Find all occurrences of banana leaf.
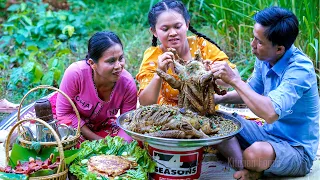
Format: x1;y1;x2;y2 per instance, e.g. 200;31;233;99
29;169;55;177
9;143;56;168
53;148;80;165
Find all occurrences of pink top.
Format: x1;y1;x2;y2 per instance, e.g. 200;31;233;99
56;60;137;131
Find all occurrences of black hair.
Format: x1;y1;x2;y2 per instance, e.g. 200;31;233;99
254;6;299;51
85;31;123;63
148;0;221;50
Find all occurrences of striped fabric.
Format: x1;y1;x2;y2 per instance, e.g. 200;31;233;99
0;93;55;130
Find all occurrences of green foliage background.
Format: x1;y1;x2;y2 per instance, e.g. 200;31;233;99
0;0;319;105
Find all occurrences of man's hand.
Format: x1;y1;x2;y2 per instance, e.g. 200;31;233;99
203;60;213;71
210;61;241;85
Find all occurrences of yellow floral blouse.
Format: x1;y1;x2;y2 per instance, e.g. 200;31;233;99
136;36;236;106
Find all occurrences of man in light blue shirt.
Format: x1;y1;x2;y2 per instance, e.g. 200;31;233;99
211;6;319;179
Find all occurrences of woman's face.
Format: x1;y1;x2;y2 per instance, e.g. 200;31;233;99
94;44;125;83
152;10;189;49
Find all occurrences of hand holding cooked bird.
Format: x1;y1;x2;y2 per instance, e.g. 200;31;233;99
156;48;226;116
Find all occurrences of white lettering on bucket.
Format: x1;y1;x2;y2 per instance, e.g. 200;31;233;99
154;151;198;176
148;144;203;180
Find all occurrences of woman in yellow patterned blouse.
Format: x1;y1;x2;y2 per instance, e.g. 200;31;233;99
136;0;238;106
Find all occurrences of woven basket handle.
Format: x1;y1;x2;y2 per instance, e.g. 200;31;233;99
5;118;66;173
17;85;81;136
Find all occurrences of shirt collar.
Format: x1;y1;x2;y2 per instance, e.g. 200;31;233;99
263;45;295;77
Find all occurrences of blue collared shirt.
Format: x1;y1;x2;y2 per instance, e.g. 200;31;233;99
248;45;319;160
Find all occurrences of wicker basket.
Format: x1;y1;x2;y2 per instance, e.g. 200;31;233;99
17;85;81;150
5;118;68;180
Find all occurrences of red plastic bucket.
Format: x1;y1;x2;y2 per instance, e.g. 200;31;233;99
148;144;204;180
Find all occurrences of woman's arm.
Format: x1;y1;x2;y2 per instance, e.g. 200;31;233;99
138;74;162;105
138;51;174;106
81;125;103;140
56;63;87;129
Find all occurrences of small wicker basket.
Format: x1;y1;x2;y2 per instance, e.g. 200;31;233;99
17;85;81;150
5;118;68;180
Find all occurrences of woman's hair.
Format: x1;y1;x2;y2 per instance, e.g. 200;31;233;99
148;0;221;50
86;31;123;63
254;6;299;51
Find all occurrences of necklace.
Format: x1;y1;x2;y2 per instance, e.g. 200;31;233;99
91;69;99;96
91;69;116;102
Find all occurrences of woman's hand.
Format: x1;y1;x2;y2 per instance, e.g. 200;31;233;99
158;51;174;72
81;125;103;140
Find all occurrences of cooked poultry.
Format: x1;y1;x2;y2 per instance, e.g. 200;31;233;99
156;48;226;116
124;104;221;139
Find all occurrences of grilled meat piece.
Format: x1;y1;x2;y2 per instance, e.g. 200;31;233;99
87;155;136;178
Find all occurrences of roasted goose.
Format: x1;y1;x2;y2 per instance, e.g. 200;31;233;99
156;48;226;116
124;104;221;139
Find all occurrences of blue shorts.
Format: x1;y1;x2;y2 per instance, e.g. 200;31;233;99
235;114;313;177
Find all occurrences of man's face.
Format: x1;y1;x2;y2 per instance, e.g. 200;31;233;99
251;23;281;66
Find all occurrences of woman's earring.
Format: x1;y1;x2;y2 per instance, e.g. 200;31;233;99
88;59;96;69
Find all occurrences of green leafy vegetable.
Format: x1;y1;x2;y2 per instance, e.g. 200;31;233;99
69;136;155;180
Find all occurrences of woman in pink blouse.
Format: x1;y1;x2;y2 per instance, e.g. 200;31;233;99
56;31;137;141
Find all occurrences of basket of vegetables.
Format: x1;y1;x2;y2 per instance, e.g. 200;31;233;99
17;85;81;150
68;136;156;180
0;118;68;180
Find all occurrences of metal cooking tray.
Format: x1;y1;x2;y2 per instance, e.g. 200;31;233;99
116;110;243;147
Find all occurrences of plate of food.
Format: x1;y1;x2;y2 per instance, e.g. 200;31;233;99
117;104;243;147
68;136;155;180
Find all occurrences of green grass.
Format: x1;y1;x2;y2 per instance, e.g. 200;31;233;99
0;0;319;108
187;0;319;80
